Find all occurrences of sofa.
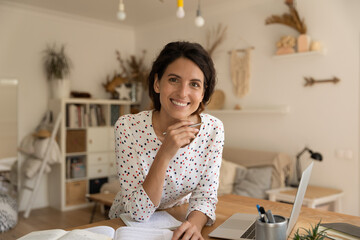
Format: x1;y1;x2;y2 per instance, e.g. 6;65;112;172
218;147;293;199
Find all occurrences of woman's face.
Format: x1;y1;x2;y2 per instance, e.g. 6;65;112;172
154;57;204;120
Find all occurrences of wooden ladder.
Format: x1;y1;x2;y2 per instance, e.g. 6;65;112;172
23;112;62;218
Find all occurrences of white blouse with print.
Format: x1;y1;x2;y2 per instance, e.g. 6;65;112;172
109;110;224;225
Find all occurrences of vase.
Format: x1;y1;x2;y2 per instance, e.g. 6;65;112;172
130;83;137;102
136;83;143;103
297;34;311;52
129;82;143;103
50;78;70;99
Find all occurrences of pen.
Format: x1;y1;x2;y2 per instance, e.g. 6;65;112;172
259;206;267;222
256;205;266;222
266;209;276;223
162;122;203;135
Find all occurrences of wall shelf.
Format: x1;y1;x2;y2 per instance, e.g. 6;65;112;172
206;105;290;115
273;49;326;59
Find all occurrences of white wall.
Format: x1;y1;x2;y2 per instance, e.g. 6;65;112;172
1;0;359;216
0;3;136;210
135;0;360;216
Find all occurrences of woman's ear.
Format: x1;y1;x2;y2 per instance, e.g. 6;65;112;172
154;74;160;93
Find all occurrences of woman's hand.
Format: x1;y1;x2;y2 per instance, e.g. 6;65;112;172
172;221;204;240
158;120;199;160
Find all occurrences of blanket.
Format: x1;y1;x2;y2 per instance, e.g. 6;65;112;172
19;134;61;179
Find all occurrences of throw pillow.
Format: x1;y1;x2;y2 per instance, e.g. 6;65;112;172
0;192;18;232
233;166;273;199
218;159;246;196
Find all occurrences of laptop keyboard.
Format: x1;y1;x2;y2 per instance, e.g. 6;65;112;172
241;221;256;239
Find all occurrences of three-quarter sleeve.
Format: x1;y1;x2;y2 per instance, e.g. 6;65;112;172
109;116;158;222
186;120;225;225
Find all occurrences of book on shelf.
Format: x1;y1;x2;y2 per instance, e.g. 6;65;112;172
18;226;173;240
319;222;360;240
89;104;106;126
110;105;120;126
67;104;86;128
67;104;78;128
89;105;97;126
66;156;86;179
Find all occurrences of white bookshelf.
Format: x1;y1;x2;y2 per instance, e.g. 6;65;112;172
48;98;136;211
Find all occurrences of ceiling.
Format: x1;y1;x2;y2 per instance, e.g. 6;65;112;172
0;0;235;27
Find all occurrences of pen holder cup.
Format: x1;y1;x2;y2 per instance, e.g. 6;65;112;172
255;215;287;240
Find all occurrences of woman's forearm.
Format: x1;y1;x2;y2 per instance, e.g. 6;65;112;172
142;148;172;206
187;210;208;232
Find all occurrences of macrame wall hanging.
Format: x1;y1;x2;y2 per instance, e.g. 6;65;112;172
229;46;254;98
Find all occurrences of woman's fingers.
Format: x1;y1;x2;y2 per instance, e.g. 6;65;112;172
164;120;194;135
171;221;204;240
158;120;200;160
165;127;198;147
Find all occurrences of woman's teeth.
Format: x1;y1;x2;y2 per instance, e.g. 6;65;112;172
172;100;188;107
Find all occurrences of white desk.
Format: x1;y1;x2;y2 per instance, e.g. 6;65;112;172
266;185;343;212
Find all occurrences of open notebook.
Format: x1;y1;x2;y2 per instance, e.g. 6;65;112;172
18;211;181;240
18;227;173;240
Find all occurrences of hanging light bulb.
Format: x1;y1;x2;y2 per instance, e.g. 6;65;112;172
176;0;185;19
117;0;126;21
194;0;205;27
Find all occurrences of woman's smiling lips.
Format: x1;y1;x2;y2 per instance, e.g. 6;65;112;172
171;99;189;107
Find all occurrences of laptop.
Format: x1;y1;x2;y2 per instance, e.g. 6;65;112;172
209;162;314;240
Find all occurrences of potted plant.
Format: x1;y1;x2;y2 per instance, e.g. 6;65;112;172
43;43;72;99
116;50;148;102
292;221;328;240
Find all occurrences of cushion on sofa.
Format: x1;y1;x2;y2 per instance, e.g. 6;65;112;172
218;158;246;196
222;147;293;189
233;166;273;199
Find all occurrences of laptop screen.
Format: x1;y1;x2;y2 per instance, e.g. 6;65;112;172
286;162;314;237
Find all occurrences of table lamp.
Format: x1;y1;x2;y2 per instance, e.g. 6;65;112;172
292;146;323;187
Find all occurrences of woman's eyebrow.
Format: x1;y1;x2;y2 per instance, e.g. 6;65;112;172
167;73;181;78
190;79;203;83
167;73;203;83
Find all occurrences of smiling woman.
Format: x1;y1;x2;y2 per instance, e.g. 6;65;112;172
109;41;224;240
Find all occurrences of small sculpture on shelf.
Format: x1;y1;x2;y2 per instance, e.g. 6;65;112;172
102;73;128;99
206;89;225;110
234;104;242;110
265;0;322;54
276;36;296;55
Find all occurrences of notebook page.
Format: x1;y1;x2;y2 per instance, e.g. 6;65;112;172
115;227;173;240
85;226;115;238
18;229;67;240
120;211;182;229
58;229;112;240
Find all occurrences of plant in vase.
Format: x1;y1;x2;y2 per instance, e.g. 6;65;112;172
292;221;328;240
103;50;148;101
43;44;72;99
265;0;311;53
116;50;148;102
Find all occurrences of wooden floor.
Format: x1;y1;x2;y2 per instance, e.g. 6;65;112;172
0;205;108;239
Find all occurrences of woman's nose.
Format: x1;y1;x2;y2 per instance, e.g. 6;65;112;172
177;83;189;97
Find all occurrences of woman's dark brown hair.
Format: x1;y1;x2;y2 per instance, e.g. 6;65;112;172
148;41;216;114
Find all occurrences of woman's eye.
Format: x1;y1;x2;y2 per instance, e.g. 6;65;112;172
169;77;178;83
190;82;201;88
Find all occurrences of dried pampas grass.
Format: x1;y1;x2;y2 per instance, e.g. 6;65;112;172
265;2;307;34
205;23;228;57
